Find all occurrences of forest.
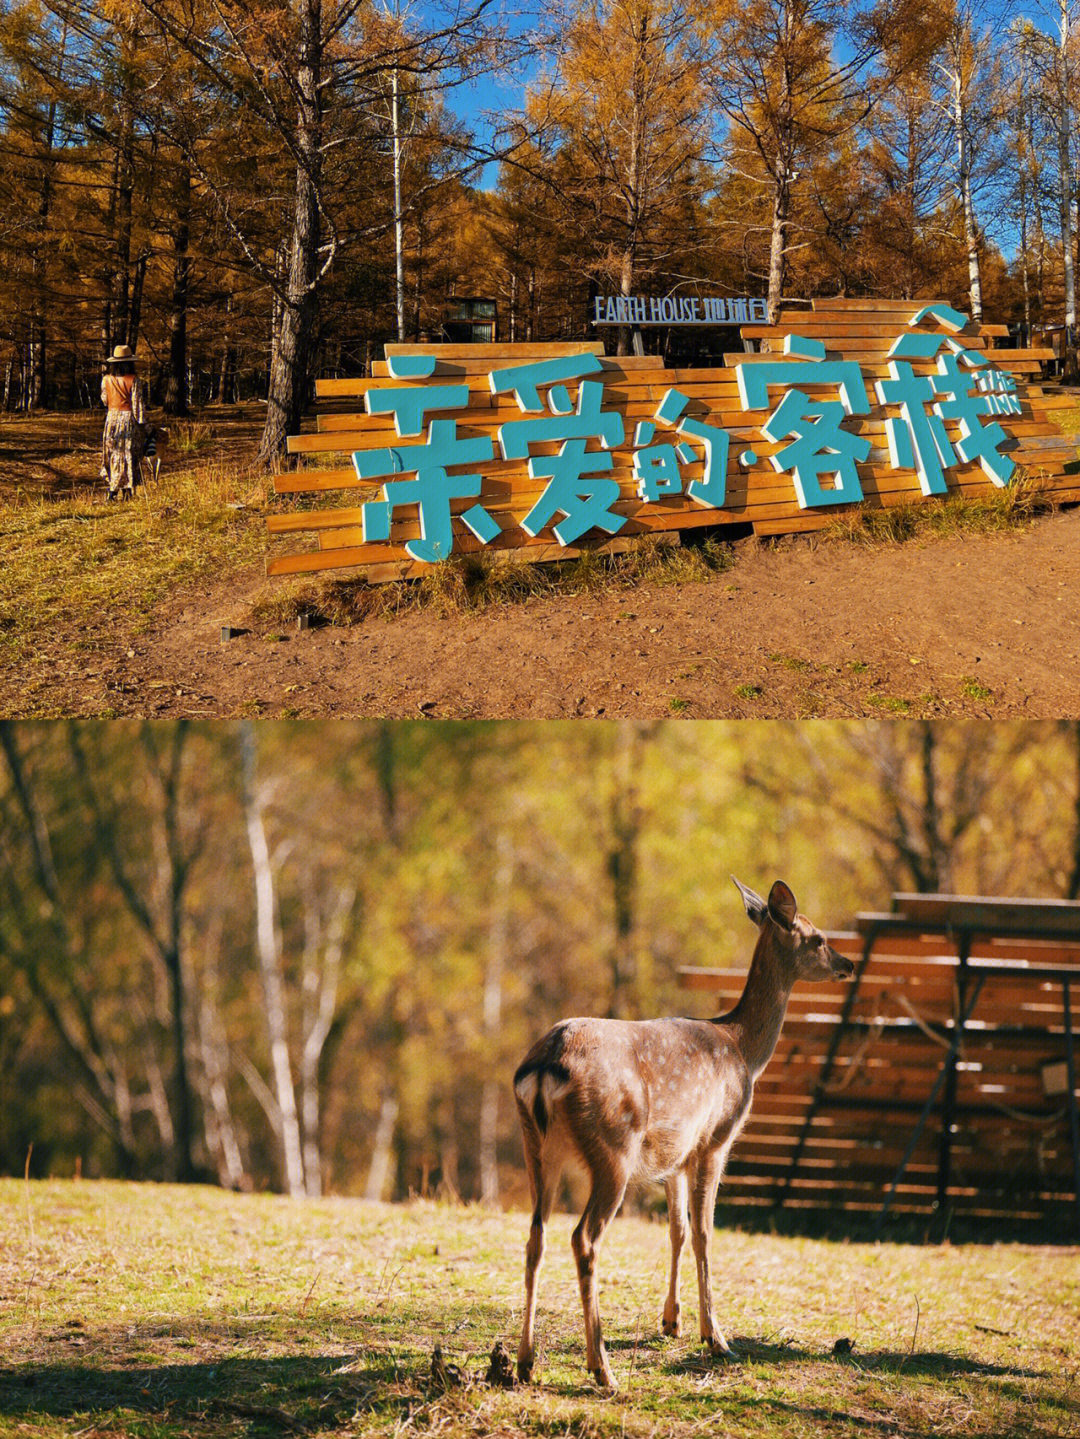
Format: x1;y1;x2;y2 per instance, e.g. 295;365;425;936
2;719;1080;1200
1;0;1078;464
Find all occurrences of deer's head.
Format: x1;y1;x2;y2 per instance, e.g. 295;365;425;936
733;877;855;982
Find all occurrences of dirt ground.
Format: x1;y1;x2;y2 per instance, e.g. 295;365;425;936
4;407;1080;719
4;508;1079;720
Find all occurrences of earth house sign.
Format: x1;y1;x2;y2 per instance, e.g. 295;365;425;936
268;299;1079;581
591;294;769;325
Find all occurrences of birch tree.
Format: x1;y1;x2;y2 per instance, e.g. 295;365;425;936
1020;0;1079;373
932;6;1006;323
240;723;306;1196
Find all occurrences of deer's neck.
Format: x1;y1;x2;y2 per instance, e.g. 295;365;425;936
726;932;794;1078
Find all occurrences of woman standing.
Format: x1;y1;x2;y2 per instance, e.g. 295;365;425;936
100;343;148;498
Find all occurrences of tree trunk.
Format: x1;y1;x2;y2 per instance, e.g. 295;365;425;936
364;1090;399;1201
1058;0;1077;378
101;144;121;355
112;97;136;351
478;831;512;1205
128;250;148;351
197;983;248;1190
218;294;235;403
391;65;406;343
299;881;352;1198
608;724;647;1018
257;0;323;468
616;24;645;359
767;172;790;324
240;724;306;1196
954;73;982;324
163;159;191;415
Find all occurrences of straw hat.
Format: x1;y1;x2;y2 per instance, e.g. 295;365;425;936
105;344;136;364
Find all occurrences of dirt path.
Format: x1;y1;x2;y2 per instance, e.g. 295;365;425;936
7;507;1080;719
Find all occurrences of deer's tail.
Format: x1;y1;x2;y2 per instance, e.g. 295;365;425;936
513;1057;572;1137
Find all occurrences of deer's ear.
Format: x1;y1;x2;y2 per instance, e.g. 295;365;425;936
732;876;768;926
767;880;798;931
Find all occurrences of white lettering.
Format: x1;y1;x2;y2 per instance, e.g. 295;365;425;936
591;294;769;323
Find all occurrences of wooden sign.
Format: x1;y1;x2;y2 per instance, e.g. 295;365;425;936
268;299;1080;582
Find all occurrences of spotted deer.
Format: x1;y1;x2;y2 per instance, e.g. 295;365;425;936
513;878;854;1390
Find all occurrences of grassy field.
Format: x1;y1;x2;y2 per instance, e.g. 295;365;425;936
1;1182;1078;1438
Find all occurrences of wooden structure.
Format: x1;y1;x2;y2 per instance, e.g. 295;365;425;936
679;893;1080;1232
268;302;1080;581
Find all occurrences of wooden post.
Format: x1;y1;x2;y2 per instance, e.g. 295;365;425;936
772;923;878;1210
936;932;971;1223
875;970;985;1239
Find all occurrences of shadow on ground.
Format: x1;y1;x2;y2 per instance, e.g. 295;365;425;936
663;1335;1051;1382
0;1351;412;1430
2;1332;1075;1439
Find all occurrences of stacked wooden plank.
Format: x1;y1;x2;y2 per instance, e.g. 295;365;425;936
268;304;1080;579
741;299;1080;536
679;924;1080;1225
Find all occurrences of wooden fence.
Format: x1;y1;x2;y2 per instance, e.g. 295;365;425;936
267;301;1080;580
679;894;1080;1232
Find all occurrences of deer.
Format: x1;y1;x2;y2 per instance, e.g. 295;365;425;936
512;877;855;1390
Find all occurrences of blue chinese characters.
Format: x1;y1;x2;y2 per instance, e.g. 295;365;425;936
351;314;1024;562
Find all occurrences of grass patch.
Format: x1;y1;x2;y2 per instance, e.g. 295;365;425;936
169;419;214;454
960;675;993;701
0;456;271;656
867;694;912;714
824;475;1055;545
1049;399;1080;438
252;535;735;629
2;1181;1078;1439
734;683;764;700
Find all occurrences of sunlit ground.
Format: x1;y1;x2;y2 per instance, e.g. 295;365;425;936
1;1181;1078;1437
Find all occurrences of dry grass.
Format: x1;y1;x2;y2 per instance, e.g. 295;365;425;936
0;452;270;655
251;535;735;629
1;1181;1078;1439
822;474;1057;546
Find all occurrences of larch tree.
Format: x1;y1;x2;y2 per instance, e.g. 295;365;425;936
117;0;501;466
702;0;945;321
861;43;953;298
520;0;710;354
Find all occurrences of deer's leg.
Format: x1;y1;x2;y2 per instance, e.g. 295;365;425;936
662;1170;688;1337
571;1155;631;1390
689;1151;734;1357
517;1129;559;1384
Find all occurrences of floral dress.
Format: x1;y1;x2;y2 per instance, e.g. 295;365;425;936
101;372;147;494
